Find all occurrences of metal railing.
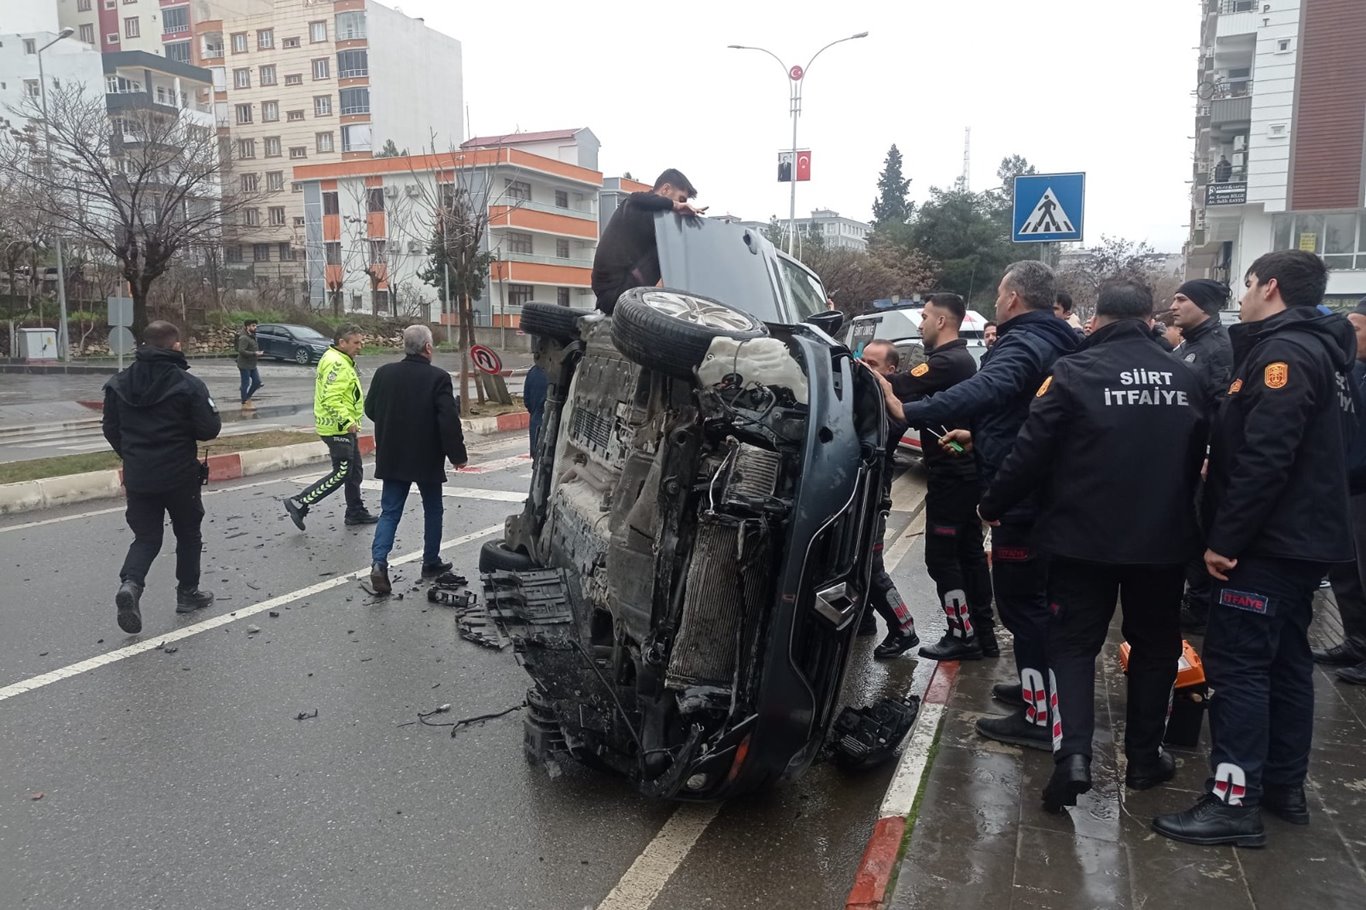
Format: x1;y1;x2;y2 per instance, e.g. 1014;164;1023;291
337;29;368;41
503;252;594;268
338;68;369;79
494;199;597;220
1218;0;1258;13
339;104;370;115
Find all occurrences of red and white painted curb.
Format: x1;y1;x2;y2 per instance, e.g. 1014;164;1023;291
846;659;961;910
462;410;529;436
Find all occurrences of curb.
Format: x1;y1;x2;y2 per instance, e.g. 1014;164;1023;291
462;411;529;435
845;659;961;910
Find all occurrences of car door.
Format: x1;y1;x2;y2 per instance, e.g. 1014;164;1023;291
256;324;281;358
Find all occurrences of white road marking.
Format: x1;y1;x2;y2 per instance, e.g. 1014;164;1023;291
0;524;503;705
0;476;296;534
454;453;532;474
878;701;945;818
596;803;721;910
884;510;927;574
343;479;526;503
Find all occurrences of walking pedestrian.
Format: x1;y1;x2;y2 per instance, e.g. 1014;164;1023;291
858;340;921;658
236;319;265;407
1154;251;1355;847
978;280;1207;811
880;262;1077;751
284;324;378;530
591;169;706;315
102;321;222;633
524;362;548;457
364;325;468;594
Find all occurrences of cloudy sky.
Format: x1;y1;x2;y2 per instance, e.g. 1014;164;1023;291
398;0;1197;253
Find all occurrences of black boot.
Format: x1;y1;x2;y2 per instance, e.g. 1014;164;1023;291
1126;751;1176;790
421;559;453;578
116;580;143;634
285;497;307;530
977;626;1000;658
874;627;921;660
1043;754;1092;812
1152;795;1265;847
176;587;214;614
918;633;984;661
1312;643;1364;666
976;710;1051;751
1262;785;1310;825
345;510;380;526
992;682;1025;708
1337;661;1366;685
370;563;392;595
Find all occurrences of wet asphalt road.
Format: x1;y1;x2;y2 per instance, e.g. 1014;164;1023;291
0;438;938;910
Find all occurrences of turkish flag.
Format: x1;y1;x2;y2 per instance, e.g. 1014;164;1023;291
796;151;812;182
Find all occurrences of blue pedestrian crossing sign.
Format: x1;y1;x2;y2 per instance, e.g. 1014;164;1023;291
1012;172;1085;243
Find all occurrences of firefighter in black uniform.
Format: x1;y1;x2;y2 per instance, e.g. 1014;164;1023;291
874;294;997;660
858;339;921;658
1154;251;1356;847
978;280;1208;811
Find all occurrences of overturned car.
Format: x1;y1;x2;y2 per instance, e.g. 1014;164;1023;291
475;216;903;799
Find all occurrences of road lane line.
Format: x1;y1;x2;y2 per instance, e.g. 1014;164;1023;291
878;701;945;818
0;524;502;704
454;453;532;474
596;803;721;910
884;510;927;574
0;477;297;534
351;480;525;503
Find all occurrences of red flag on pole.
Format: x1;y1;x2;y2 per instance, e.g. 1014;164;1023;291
796;150;812;182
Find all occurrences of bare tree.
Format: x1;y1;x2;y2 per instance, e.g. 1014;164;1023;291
2;82;255;336
1055;236;1178;322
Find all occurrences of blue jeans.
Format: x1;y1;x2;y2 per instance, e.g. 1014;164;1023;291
370;479;443;567
239;367;262;402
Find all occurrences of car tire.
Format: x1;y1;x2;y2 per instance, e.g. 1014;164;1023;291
611;287;768;380
479;539;539;573
294;347;311;365
520;301;582;343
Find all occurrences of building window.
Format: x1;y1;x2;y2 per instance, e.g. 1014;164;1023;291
557;287;571;307
294;216;306;226
335;12;367;41
373;289;390;313
312;58;330;80
367;188;384;212
240;173;259;192
316;132;334;153
285;74;303;86
166;41;190;64
261;101;279;122
235;103;252;124
325;242;341;265
369;239;387;264
555;238;570;259
507;231;533;255
106;33;120;44
1271;211;1366;270
263;136;282;157
323;192;339;215
508;284;534;308
79;0;92;10
259;65;277;86
340;123;370;152
236;138;256;159
310;21;328;43
269;206;286;227
78;24;96;46
337;50;368;79
163;6;189;34
22;80;39;100
245;209;261;227
292;183;303;194
281;35;300;49
313;95;331;116
231;32;247;53
504;180;531;203
279;242;295;261
338;87;369;115
554;190;569;209
225;245;243;263
233;68;250;89
257;29;274;50
286;110;305;122
289;146;307;160
253;243;271;262
124;17;140;39
266;171;284;192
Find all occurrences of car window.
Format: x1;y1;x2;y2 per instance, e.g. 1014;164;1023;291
776;255;828;322
291;326;328;341
894;341;927;370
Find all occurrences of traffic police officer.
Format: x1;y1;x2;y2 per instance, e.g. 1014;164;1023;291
978;281;1207;811
1154;251;1355;847
876;262;1078;750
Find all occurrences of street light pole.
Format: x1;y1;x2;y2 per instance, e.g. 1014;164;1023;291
37;28;73;361
729;31;868;257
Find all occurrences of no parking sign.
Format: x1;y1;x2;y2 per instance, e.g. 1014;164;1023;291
470;344;502;375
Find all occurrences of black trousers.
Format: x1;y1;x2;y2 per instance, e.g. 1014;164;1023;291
924;478;994;639
869;504;915;632
1047;558;1184;763
295;433;364;514
991;522;1050;727
1205;555;1323;807
1326;492;1366;653
120;482;205;589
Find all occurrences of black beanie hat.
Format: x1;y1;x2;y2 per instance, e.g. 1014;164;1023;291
1353;297;1366;317
1176;278;1229;315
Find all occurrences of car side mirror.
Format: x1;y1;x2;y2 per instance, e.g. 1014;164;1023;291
806;311;844;336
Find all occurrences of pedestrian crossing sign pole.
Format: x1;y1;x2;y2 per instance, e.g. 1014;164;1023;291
1012;172;1085;244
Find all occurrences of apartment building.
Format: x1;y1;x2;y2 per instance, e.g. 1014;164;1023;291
1185;0;1366;304
293;145;603;324
55;0;272;62
0;8;104;133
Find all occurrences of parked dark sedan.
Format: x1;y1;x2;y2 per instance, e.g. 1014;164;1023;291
255;323;331;364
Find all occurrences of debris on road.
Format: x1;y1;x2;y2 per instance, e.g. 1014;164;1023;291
828;694;921;772
295;709;319;721
269;611;280;618
29;792;44;801
246;625;261;634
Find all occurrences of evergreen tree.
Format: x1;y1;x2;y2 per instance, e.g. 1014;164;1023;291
871;145;912;231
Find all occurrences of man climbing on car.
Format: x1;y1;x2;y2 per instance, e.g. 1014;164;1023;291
592;169;706;315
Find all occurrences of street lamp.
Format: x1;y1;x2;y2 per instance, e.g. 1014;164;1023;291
729;31;868;257
37;27;73;361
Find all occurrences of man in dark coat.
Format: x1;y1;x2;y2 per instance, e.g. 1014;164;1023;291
364;325;468;594
591;169;705;314
102;320;222;634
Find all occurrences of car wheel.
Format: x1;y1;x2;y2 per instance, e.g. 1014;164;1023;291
520;301;582;343
478;539;539;573
611;288;767;380
294;347;311;365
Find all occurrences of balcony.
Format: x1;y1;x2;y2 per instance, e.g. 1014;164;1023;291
337;28;368;42
202;46;224;60
339;103;370;116
338;68;369;79
1210;93;1252;128
503;251;594;269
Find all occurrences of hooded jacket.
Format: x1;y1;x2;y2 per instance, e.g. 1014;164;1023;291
1204;306;1356;562
1172;314;1234;407
900;308;1078;523
102;347;222;493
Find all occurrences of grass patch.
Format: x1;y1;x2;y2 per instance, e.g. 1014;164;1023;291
0;429;315;485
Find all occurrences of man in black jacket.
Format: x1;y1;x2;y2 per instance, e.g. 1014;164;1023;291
1170;279;1235;631
879;262;1078;751
1155;251;1355;847
592;169;705;314
979;280;1207;811
364;325;469;594
102;321;222;634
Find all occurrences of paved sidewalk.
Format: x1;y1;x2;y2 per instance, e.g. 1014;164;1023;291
889;589;1366;909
